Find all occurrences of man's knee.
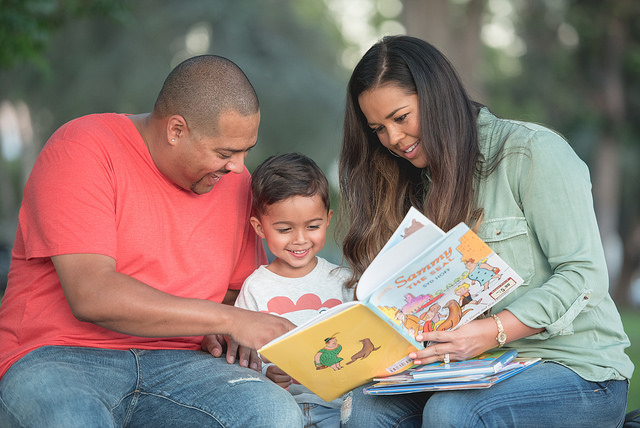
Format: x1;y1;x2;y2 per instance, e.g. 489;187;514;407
244;379;304;427
0;354;119;427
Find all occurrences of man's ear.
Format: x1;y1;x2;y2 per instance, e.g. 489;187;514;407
167;115;187;144
250;216;265;238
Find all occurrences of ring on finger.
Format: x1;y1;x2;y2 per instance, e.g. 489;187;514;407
444;353;450;364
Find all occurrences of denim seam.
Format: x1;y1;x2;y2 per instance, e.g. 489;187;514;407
127;349;224;425
394;414;420;428
138;392;224;424
122;349;144;425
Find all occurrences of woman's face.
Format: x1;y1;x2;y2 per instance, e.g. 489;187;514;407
358;84;428;168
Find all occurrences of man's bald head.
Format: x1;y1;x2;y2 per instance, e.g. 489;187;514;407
153;55;259;136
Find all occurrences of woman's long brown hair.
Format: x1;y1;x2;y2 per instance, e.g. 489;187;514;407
338;35;482;290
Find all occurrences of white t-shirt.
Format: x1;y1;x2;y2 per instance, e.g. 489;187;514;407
235;257;353;407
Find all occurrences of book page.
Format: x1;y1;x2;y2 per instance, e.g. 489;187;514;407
376;207;444;257
356;210;445;301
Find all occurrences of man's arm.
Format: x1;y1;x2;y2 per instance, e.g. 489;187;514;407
52;253;293;350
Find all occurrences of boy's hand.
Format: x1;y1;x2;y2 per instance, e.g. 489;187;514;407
265;364;293;389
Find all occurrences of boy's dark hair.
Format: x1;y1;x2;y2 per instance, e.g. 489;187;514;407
251;153;331;217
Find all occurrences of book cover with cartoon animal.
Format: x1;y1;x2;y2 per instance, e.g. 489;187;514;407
258;302;419;402
258;208;523;402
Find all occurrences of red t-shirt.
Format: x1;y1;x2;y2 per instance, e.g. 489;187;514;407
0;113;267;378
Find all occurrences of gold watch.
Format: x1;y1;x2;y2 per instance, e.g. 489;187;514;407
492;314;507;347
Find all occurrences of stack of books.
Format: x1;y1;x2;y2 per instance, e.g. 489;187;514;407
363;349;540;395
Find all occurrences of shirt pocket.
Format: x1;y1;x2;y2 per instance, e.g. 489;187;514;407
477;217;535;286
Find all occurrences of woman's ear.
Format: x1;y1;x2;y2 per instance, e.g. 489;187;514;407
250;216;266;238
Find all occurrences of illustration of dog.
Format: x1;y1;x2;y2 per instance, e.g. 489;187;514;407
346;338;380;365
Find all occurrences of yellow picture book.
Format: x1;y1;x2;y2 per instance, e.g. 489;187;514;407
258;207;523;402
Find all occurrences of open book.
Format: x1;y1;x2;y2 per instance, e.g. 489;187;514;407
258;207;523;402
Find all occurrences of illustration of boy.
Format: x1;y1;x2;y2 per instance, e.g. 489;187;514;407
455;283;482;309
315;335;344;371
235;153;352;427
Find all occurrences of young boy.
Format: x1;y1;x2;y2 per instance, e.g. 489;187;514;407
236;153;352;427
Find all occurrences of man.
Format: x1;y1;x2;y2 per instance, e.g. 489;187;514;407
0;55;303;427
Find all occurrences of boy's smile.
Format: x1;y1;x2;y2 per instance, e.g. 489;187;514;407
251;194;333;278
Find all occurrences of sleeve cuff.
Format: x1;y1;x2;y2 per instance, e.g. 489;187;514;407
523;289;592;340
261;362;274;377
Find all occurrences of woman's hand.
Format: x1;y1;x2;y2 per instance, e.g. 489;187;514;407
411;310;544;365
411;316;499;365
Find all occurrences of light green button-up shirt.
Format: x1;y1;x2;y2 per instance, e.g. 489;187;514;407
474;108;633;381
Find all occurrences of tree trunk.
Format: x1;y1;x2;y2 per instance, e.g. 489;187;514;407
401;0;487;103
593;12;626;301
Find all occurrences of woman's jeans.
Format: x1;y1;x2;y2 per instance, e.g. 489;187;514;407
340;361;629;428
0;346;303;427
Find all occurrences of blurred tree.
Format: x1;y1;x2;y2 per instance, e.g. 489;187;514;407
0;0;348;171
0;0;131;70
0;0;133;290
503;0;640;305
402;0;487;102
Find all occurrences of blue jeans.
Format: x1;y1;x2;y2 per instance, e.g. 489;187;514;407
298;403;340;428
0;346;303;427
341;362;629;428
299;402;340;427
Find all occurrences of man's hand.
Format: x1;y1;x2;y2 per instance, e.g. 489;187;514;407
228;308;296;351
201;334;262;371
201;334;227;358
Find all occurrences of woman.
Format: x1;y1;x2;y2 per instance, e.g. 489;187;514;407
338;35;632;427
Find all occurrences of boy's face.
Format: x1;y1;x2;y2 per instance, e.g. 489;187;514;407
251;194;332;278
